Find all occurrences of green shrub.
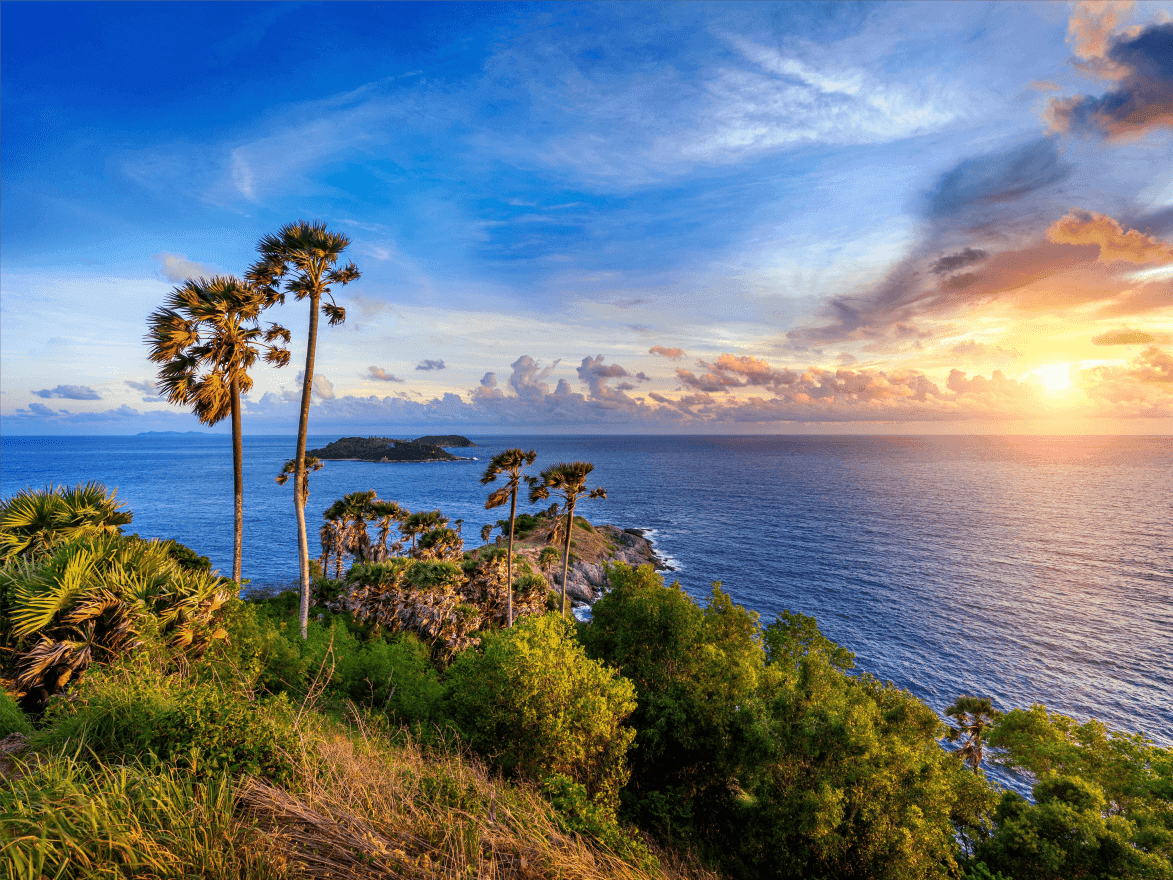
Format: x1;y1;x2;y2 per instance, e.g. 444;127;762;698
542;773;658;871
445;613;636;809
36;667;297;786
0;687;32;737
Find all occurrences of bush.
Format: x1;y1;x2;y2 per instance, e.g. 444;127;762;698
36;667;297;786
446;613;637;809
543;773;659;871
0;687;32;737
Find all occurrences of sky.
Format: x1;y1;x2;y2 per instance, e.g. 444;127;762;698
2;0;1171;435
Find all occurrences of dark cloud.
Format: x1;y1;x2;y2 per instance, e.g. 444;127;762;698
1047;24;1173;140
931;247;988;275
367;366;404;382
1092;328;1166;346
649;345;686;360
926;138;1070;220
33;385;101;400
415;359;446;371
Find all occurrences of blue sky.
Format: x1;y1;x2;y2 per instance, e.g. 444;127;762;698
3;1;1171;434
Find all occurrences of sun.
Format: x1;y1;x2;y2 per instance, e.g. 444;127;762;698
1033;363;1073;393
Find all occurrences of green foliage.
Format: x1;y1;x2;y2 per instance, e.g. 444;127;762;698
579;564;771;839
1;533;234;701
0;687;32;737
212;597;443;724
446;613;637;809
35;666;297;786
0;750;280;880
0;482;133;564
542;773;659;871
763;609;855;671
977;704;1173;880
496;512;542;540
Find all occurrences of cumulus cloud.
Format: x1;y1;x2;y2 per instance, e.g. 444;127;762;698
415;359;446;371
33;385;101;400
1047;22;1173;139
649;345;686;360
292;371;335;401
367;366;403;382
1092;328;1169;345
1079;347;1173;417
576;355;634;398
152;252;216;283
1046;209;1173;263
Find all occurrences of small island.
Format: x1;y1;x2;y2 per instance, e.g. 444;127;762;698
413;434;476;448
307;436;470;462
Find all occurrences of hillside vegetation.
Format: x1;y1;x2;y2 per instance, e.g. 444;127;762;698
2;484;1171;880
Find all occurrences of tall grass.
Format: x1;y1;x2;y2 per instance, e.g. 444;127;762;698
0;750;280;880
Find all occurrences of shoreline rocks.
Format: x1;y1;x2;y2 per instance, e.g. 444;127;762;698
539;524;672;607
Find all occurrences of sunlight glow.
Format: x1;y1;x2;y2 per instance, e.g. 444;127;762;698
1034;363;1073;393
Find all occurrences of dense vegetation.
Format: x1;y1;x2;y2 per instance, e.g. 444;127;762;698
306;436;461;462
3;484;1171;880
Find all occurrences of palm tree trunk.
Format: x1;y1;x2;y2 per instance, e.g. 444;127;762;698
294;295;320;640
230;376;244;585
506;487;517;627
561;498;575;617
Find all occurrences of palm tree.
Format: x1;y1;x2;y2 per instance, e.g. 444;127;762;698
248;220;360;639
528;462;606;616
370;501;407;561
945;695;1002;773
401;510;447;555
0;483;133;563
147;276;290;585
481;449;537;627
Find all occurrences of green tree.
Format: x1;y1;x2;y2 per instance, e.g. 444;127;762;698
527;461;606;616
248;221;360;639
146;275;290;584
481;448;537;627
446;613;637;810
370;500;407;561
946;695;1002;773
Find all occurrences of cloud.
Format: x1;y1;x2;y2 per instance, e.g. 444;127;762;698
33;385;101;400
613;299;645;309
926;138;1071;221
1046;209;1173;263
415;359;446;371
28;402;57;417
1092;328;1169;345
1065;0;1138;79
367;366;403;382
649;346;686;360
1079;347;1173;417
125;378;161;403
576;355;633;398
152;252;217;283
1047;23;1173;139
949;341;1020;364
930;248;988;276
292;371;335;401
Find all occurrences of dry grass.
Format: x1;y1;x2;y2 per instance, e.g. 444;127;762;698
241;712;721;880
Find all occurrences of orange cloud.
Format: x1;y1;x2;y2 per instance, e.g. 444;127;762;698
649;345;686;360
1047;210;1173;263
1066;0;1136;78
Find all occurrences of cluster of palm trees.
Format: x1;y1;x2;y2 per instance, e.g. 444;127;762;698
316;493;463;577
147;221;359;639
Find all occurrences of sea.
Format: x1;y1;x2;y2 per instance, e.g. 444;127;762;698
2;433;1171;751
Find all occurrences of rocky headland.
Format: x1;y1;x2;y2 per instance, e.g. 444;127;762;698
308;436;472;462
492;518;671;608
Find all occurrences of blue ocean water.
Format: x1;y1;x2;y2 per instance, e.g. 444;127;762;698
2;433;1171;746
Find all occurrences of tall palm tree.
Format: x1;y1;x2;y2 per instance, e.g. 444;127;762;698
945;695;1001;773
147;276;290;584
400;510;447;555
481;449;537;627
248;221;359;639
528;462;606;617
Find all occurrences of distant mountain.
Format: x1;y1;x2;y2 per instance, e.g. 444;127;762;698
413;434;475;448
307;436;462;462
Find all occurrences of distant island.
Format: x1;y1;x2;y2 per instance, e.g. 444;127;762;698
137;431;214;436
308;436;472;462
412;435;476;448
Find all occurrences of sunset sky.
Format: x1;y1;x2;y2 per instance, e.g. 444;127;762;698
2;1;1171;434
